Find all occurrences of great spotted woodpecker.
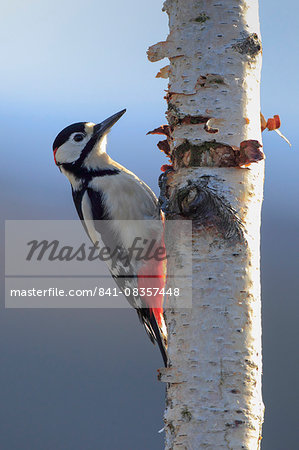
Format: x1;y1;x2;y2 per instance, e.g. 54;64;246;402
52;110;167;365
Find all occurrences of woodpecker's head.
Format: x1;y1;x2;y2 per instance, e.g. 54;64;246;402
52;109;126;167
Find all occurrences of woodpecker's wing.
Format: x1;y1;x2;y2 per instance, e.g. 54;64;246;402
73;187;141;304
71;174;167;365
85;187;167;365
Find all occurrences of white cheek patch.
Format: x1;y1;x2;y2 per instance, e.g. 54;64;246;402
55;125;96;165
55;141;83;164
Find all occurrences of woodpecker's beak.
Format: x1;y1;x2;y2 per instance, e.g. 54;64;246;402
94;109;126;139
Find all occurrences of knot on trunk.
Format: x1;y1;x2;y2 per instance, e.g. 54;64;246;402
160;173;246;244
177;180;245;242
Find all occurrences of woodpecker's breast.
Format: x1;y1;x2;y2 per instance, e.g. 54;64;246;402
87;171;162;249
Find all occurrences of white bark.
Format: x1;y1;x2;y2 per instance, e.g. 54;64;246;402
148;1;264;448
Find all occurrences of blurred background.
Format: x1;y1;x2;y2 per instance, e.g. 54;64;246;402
0;0;298;448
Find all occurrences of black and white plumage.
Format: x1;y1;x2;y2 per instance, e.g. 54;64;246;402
52;110;167;366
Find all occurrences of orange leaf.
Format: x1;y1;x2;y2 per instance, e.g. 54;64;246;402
239;140;264;166
261;113;281;131
147;125;171;137
266;114;281;131
261;112;291;146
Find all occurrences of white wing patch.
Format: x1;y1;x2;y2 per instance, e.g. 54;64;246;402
88;170;163;251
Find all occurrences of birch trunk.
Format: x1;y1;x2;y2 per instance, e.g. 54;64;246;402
148;1;264;448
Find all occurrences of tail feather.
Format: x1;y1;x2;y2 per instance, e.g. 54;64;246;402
137;308;167;367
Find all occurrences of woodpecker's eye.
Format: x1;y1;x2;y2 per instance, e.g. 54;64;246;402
73;133;84;142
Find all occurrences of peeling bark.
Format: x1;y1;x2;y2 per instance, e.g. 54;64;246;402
148;1;264;448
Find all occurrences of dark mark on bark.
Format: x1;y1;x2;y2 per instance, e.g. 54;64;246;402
167;101;180;116
197;74;225;88
225;420;245;428
158;168;174;213
167;109;211;128
167;422;175;434
204;122;219;133
181;407;192;422
231;389;240;394
173;139;264;168
166;102;184;127
244;359;259;370
232;33;262;58
194;13;210;23
176;115;211;126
